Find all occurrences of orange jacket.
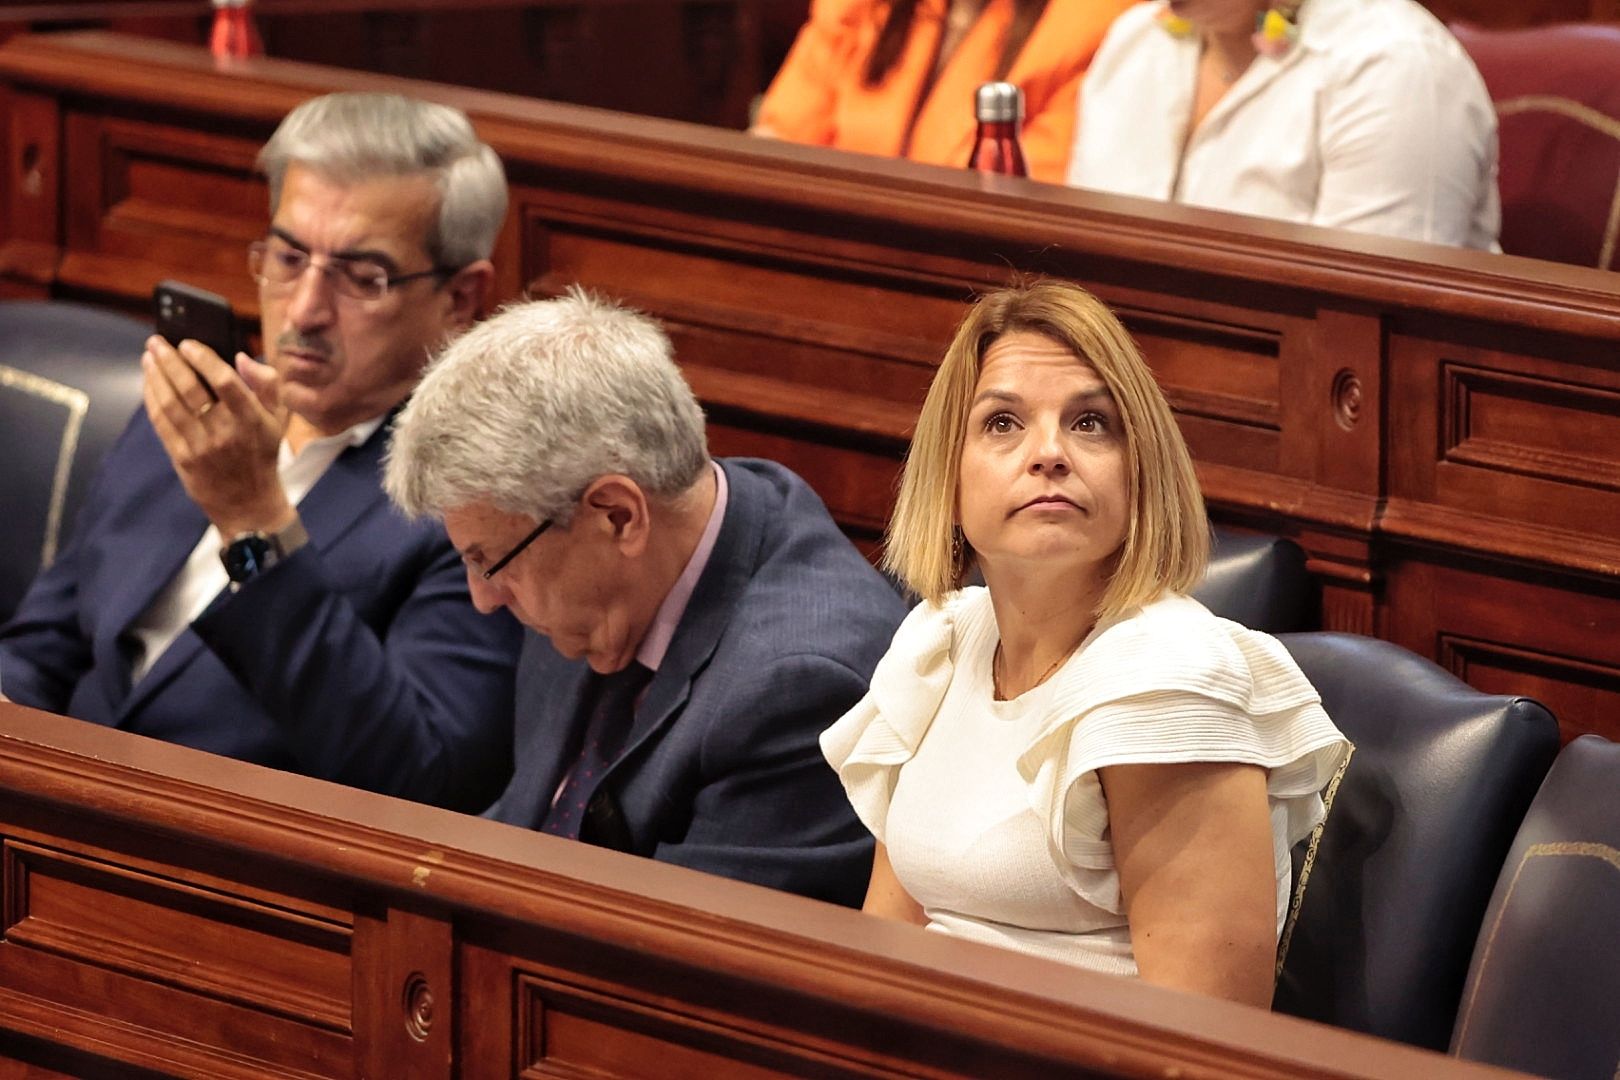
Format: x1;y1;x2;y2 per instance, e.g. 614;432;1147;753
756;0;1133;182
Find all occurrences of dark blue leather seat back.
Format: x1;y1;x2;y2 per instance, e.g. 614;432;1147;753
0;301;150;622
1273;632;1559;1050
1452;734;1620;1079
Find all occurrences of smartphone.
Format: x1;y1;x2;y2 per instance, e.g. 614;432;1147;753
153;280;239;364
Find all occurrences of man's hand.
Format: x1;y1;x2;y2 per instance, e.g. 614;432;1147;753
142;335;295;537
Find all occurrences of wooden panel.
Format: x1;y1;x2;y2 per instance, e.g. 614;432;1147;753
515;967;862;1079
1443;363;1620;495
1386;331;1620;580
0;87;59;295
2;840;350;1030
1384;557;1620;744
63;111;265;306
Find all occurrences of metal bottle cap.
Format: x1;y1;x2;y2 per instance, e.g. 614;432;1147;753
974;82;1024;123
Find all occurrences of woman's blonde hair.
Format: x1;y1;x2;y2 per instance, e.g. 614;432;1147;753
883;280;1209;619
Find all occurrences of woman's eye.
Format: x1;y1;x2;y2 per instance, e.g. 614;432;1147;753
984;412;1018;434
1075;411;1109;433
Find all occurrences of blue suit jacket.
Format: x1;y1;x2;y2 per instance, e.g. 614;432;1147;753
0;410;521;812
486;458;905;906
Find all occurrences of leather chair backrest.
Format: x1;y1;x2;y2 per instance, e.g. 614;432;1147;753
1451;22;1620;270
0;301;150;622
931;526;1315;633
1451;734;1620;1079
1271;633;1559;1051
1190;527;1312;632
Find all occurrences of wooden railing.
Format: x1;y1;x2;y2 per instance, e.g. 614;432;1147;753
0;700;1528;1079
2;31;1620;746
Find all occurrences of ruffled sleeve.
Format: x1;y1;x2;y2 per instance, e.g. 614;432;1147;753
819;593;966;841
1016;597;1350;910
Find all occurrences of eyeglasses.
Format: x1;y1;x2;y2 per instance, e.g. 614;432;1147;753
248;238;453;302
482;518;552;580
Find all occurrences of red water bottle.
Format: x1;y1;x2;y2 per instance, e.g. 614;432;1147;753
210;0;264;65
967;81;1028;178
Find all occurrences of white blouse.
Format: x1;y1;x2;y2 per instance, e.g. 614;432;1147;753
1067;0;1500;250
821;588;1350;976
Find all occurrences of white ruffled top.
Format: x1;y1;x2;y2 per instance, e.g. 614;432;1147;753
821;588;1350;976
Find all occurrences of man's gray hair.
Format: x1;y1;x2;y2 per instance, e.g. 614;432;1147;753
385;289;710;524
258;92;508;269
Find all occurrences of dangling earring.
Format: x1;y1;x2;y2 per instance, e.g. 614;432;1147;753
950;526;963;570
1157;8;1195;38
1252;4;1300;58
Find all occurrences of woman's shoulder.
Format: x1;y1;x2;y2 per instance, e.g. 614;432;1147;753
1054;593;1318;713
1303;0;1478;68
1082;1;1183;89
878;586;992;667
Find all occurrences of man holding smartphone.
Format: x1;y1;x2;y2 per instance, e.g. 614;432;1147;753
0;93;521;812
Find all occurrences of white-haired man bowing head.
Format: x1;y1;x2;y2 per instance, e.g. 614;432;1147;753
386;291;905;904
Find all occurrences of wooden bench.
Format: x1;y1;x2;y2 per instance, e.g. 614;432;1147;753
0;699;1529;1079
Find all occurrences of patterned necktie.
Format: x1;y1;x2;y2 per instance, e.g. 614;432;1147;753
541;661;655;839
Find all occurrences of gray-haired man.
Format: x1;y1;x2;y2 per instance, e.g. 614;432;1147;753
386;291;905;904
0;93;520;811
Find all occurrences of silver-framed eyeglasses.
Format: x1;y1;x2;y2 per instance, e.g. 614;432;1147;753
248;234;454;302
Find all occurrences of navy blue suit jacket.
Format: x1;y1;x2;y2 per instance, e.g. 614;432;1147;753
0;410;521;812
485;458;905;906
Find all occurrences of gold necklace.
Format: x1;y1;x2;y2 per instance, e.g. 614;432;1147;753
993;639;1082;701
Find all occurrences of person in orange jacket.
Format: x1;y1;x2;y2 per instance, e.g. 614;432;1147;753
752;0;1134;183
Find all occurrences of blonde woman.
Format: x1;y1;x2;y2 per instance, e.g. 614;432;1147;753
822;280;1348;1005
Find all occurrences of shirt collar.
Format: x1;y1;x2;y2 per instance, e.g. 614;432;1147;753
635;461;728;673
278;415;386;466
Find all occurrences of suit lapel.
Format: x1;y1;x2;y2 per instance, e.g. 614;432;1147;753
611;460;764;770
294;421;389;551
99;461;211;721
115;420;392;724
114;588;221;722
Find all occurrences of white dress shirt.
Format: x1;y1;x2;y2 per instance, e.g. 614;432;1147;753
126;417;384;684
1068;0;1501;250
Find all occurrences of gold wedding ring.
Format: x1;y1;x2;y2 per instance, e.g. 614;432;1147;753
196;400;216;418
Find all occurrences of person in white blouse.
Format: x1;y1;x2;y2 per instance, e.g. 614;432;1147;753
1066;0;1500;249
821;280;1349;1004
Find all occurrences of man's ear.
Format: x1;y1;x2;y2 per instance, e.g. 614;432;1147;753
443;259;495;330
581;475;650;557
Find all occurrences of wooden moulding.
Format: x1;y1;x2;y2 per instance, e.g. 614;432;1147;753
0;701;1532;1080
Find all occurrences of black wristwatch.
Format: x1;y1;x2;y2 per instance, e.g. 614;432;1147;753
221;517;309;586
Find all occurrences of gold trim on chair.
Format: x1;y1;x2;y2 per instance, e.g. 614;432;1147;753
1495;95;1620;271
1275;742;1355;980
0;363;90;569
1451;840;1620;1058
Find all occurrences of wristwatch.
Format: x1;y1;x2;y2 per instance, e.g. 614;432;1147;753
221;516;309;585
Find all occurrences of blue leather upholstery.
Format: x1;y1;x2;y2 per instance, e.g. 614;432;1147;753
1272;633;1560;1050
1452;734;1620;1079
0;301;149;623
1191;527;1312;633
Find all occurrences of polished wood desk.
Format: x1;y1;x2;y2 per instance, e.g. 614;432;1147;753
3;31;1620;745
0;700;1529;1079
